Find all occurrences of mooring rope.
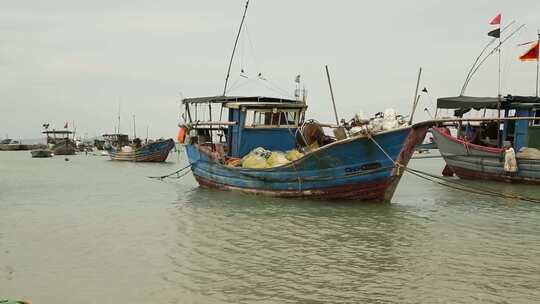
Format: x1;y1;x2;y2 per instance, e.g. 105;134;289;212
148;163;192;180
405;167;540;204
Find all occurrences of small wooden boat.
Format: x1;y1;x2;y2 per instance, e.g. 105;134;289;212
30;149;52;158
108;138;175;162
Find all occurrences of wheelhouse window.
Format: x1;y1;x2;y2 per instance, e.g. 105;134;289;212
534;109;540;125
244;109;300;128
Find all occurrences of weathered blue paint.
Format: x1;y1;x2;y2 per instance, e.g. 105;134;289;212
185;127;420;200
514;108;531;150
228;108;297;157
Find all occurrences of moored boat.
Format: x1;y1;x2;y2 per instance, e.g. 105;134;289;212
432;95;540;184
181;96;429;202
431;18;540;184
108;137;175;162
31;149;53;158
43;129;76;155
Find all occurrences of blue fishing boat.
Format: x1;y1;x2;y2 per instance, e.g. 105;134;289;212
180;96;429;202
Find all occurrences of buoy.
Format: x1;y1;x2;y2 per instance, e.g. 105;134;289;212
177;127;187;144
64;157;69;161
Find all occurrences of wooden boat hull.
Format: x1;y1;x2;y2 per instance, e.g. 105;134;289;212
109;139;174;162
432;127;540;184
30;149;52;158
186;125;429;202
52;145;76;155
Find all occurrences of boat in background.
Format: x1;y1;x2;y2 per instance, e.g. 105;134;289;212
31;149;53;158
432;95;540;184
43;129;76;155
431;21;540;184
105;134;174;162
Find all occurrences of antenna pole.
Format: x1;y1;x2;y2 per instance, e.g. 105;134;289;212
409;67;422;125
325;65;340;125
117;100;121;134
223;0;250;96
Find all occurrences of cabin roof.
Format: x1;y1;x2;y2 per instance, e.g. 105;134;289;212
42;130;73;134
437;95;540;109
224;102;307;109
102;133;129;138
182;95;299;105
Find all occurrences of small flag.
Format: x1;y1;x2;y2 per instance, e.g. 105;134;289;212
519;42;539;61
421;87;428;93
64;122;68;129
295;75;301;83
488;28;500;38
489;14;501;25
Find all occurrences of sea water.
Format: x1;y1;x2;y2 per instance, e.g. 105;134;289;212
1;151;539;303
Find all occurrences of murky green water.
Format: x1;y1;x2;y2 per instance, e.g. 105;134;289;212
1;151;539;303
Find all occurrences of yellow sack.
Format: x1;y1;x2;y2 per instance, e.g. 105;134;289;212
285;149;304;161
241;154;267;169
266;152;290;168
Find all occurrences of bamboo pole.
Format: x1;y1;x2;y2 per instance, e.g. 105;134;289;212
409;67;422;125
325;65;340;125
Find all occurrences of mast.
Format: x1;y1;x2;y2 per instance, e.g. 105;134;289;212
223;0;250;96
132;114;137;139
117;100;121;134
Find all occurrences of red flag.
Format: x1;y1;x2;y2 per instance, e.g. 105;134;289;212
489;14;501;25
520;42;539;61
64;122;68;128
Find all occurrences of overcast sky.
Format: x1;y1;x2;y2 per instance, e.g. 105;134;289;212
2;0;540;140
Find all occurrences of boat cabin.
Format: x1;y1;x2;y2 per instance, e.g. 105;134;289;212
437;95;540;150
42;130;74;145
102;133;130;149
181;96;307;158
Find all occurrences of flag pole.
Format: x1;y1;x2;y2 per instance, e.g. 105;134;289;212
536;30;540;97
496;21;502;148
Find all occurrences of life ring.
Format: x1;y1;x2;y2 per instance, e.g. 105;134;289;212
177;127;187;144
